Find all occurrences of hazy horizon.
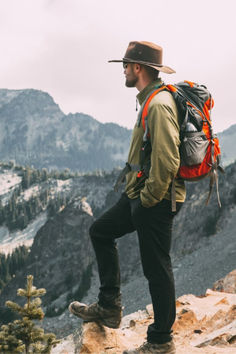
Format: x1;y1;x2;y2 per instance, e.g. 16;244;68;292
0;0;235;133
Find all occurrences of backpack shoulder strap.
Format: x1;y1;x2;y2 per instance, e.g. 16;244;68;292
141;85;166;141
140;84;178;212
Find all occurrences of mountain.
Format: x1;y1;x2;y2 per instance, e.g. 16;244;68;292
0;89;131;172
171;160;236;257
0;162;120;257
0;159;235;338
0;88;235;172
0;198;95;308
218;124;236;166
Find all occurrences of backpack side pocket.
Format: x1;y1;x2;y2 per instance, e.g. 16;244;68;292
180;132;209;166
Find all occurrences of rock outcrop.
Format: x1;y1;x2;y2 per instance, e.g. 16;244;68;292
212;270;236;294
52;270;236;353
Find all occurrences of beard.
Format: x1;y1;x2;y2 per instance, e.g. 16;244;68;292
125;66;138;87
125;76;138;87
125;77;138;87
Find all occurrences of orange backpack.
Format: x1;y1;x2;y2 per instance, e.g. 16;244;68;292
140;81;224;209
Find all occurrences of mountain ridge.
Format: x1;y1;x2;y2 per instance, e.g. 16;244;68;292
0;88;132;171
0;87;234;171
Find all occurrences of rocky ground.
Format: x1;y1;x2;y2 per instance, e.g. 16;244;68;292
51;270;236;353
41;204;236;339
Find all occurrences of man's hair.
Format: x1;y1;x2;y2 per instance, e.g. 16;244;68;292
142;65;159;80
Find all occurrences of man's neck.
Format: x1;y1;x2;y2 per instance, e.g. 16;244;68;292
135;77;153;92
136;78;162;106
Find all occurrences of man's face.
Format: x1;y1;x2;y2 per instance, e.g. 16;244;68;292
123;62;138;88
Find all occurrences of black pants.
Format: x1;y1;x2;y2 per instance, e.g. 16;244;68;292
89;193;182;344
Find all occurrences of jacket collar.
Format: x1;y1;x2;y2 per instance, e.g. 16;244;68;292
136;78;163;106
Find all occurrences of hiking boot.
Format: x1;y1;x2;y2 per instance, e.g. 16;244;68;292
123;340;176;354
68;301;122;329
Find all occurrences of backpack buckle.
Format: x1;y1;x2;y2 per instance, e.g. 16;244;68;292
137;170;144;178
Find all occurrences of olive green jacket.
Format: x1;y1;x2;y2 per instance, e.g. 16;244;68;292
125;79;186;207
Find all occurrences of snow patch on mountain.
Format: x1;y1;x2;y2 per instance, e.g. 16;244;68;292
50;179;73;195
0;171;22;205
19;179;72;203
22;185;40;201
0;212;47;255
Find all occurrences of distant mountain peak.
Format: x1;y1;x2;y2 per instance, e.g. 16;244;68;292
0;89;24;108
0;88;132;172
0;88;64;121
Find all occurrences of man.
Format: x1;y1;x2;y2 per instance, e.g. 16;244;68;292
69;41;186;354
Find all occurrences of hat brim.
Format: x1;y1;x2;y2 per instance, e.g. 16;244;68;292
108;58;175;74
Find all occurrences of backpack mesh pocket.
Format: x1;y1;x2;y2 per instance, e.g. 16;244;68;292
180;132;209;166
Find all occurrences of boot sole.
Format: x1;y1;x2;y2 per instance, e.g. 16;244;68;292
96;318;121;329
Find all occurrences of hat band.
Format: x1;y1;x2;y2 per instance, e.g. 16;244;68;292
123;57;163;67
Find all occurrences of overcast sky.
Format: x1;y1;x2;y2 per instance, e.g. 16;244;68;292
0;0;235;133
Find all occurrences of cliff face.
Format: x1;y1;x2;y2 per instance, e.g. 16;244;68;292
172;161;236;257
0;199;95;314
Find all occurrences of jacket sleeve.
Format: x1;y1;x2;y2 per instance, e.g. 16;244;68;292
140;94;181;207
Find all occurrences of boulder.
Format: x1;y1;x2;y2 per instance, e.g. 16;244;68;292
213;270;236;293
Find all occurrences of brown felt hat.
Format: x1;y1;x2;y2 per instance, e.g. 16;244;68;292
109;41;175;74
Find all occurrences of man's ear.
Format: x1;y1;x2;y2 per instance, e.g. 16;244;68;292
134;63;141;73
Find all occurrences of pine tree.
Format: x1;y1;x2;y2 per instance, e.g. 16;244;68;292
0;246;29;292
0;199;4;224
41;168;48;182
22;167;32;189
0;275;59;353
